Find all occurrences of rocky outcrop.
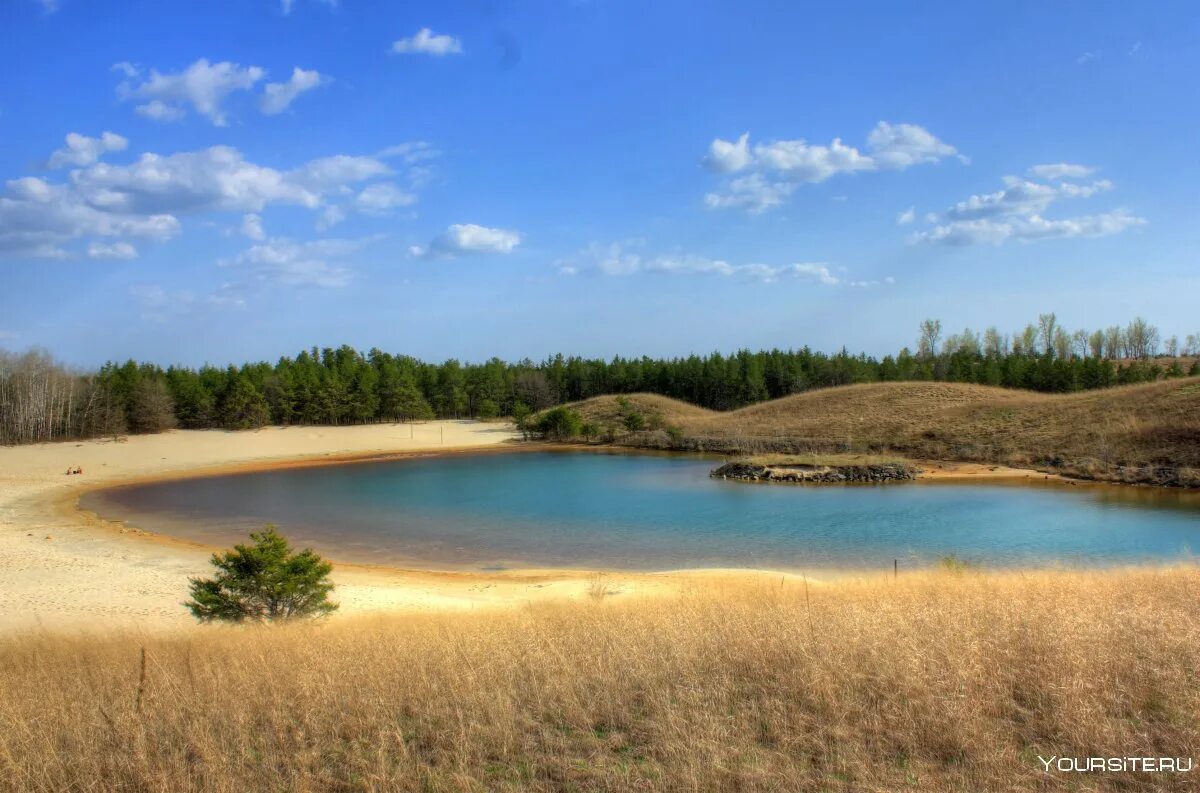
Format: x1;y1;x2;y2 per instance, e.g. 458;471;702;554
711;461;919;484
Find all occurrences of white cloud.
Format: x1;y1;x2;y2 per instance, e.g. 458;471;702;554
291;154;391;191
751;136;875;183
87;240;138;259
705;121;961;212
0;176;180;257
557;242;891;286
1028;163;1096;181
703;173;795;214
377;141;439;164
36;0;58;12
703;132;751;173
867;122;964;169
391;28;463;56
1077;51;1101;65
411;224;521;258
1;143;396;258
48;132;128;169
260;67;326;115
70;147;389;215
354;182;416;214
912;170;1144;246
118;59;266;126
281;0;337;15
134;100;186;123
315;205;346;231
240;213;265;241
896;206;916;225
111;61;139;78
222;236;376;288
942;177;1112;221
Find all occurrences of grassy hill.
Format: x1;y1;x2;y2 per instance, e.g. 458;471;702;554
5;567;1198;791
564;378;1200;485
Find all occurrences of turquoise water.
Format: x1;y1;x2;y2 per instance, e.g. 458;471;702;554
84;450;1200;570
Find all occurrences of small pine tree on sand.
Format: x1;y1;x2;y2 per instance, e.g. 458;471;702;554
186;526;338;623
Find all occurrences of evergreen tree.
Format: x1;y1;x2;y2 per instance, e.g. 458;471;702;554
186;526;337;623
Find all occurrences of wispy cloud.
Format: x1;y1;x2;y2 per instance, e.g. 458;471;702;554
557;242;894;287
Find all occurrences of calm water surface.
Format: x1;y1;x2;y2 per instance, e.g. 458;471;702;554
84;451;1200;570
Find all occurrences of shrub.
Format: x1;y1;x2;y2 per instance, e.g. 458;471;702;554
623;411;647;432
533;406;584;440
186;526;338;623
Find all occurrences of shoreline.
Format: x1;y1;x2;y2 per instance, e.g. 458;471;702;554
0;428;1182;635
0;427;831;635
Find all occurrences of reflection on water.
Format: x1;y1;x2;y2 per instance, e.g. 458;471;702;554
83;450;1200;571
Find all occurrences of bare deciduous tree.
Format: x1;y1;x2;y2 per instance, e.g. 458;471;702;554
917;319;942;359
1038;313;1058;356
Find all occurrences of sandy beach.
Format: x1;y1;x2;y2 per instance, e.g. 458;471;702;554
1;424;807;634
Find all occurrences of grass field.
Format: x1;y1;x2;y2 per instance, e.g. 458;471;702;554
567;378;1200;486
3;566;1198;791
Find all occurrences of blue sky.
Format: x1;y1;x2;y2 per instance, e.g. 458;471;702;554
1;0;1197;367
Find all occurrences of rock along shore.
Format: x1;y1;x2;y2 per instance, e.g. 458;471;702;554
711;461;920;484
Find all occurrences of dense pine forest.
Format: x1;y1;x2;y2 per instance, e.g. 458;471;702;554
2;315;1198;445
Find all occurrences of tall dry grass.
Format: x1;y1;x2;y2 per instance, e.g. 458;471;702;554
3;567;1199;791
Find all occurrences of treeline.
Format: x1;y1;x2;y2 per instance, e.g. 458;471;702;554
2;315;1198;445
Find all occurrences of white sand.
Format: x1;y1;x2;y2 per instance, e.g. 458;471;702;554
0;423;835;634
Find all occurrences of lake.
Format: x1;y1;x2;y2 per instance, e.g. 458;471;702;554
83;450;1200;571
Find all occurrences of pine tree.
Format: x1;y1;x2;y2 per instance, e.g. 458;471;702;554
186;526;337;623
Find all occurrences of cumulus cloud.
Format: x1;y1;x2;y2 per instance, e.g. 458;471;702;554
704;121;961;213
896;206;916;225
70;146;390;214
117;59;266;125
260;67;326;115
0;175;180;257
87;241;138;259
391;28;462;56
1;143;399;259
557;242;892;286
411;224;520;258
911;169;1144;246
48;131;128;169
703;132;751;173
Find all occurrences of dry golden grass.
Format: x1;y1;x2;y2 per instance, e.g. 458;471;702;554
3;567;1199;791
739;452;910;468
571;379;1200;485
